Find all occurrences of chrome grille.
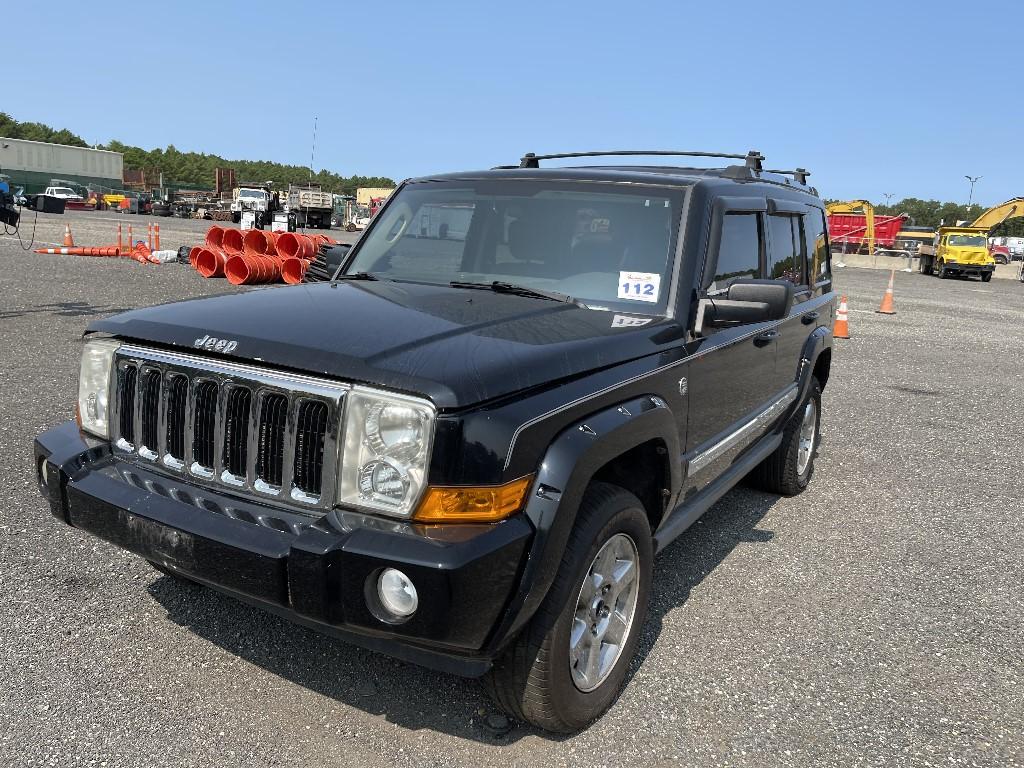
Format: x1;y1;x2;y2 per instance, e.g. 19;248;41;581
111;345;348;513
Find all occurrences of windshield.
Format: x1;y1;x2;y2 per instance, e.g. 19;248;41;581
947;234;986;247
240;190;266;199
346;181;682;313
53;188;76;195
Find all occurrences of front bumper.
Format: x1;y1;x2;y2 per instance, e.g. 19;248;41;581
35;421;533;677
943;261;995;274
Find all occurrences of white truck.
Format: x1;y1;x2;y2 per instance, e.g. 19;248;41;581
230;187;274;223
44;186;84;202
286;185;333;229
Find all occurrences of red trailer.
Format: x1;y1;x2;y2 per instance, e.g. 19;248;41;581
827;213;907;253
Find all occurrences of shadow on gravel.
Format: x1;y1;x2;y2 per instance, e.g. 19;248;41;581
146;485;779;745
0;300;132;320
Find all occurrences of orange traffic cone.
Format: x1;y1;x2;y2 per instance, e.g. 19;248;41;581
834;295;850;339
63;224;75;247
877;270;896;315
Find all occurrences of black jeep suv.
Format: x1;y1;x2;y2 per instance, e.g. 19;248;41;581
35;150;836;732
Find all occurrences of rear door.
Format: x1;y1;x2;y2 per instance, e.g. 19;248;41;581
685;197;780;490
765;199;813;393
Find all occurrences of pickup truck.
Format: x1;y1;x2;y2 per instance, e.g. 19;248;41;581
44;186;84;202
34;149;835;732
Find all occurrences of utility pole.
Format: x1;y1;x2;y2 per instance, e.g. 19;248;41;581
965;175;981;208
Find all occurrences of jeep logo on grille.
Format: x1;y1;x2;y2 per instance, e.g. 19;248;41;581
193;335;238;354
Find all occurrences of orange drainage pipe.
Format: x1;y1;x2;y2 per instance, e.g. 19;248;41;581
276;232;314;260
225;254;283;285
195;247;229;277
242;229;278;258
221;227;245;256
281;257;309;284
205;225;225;249
188;246;203;268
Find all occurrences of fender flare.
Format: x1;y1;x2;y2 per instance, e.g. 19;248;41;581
484;393;680;654
796;325;832;406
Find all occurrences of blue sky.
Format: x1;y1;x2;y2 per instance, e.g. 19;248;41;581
7;1;1021;205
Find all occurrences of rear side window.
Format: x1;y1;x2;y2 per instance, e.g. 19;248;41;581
767;214;805;286
804;209;832;287
708;212;762;293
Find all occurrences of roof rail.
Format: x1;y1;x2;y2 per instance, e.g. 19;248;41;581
518;150;765;171
764;168;811;185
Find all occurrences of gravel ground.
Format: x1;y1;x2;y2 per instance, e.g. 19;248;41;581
1;224;1021;767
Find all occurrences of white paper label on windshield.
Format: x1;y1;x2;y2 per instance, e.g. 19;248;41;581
611;315;653;328
618;271;660;302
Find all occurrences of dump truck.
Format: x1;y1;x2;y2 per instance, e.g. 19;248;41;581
918;198;1024;281
825;200;907;255
287;184;333;229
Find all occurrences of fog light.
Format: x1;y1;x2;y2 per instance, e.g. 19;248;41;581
377;568;418;620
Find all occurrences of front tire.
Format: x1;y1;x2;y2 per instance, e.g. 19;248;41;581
981;272;993;283
937;260;948;279
751;377;822;496
483;483;652;733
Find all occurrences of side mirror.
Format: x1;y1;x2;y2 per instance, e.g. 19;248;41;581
726;279;794;320
696;279;794;333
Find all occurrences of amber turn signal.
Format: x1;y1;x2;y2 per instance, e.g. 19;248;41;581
413;475;534;523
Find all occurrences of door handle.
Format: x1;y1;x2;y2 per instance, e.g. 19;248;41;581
753;329;778;347
801;311;819;325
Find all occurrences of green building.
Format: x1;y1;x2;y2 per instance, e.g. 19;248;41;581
0;137;123;195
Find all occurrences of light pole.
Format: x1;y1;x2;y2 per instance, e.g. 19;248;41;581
965;175;981;208
882;192;894;208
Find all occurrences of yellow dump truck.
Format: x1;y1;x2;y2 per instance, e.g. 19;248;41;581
917;227;995;281
917;197;1024;282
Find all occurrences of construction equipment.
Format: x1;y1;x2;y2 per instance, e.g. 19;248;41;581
825;200;906;255
918;198;1024;282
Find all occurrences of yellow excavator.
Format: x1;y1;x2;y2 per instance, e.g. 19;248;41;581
825;200;876;254
918;197;1024;281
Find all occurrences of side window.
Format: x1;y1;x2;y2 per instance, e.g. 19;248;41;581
708;212;762;294
804;209;832;290
767;214;804;286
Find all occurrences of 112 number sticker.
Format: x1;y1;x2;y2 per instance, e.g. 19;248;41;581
617;271;661;303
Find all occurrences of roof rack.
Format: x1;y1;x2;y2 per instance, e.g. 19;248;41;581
764;168;811;185
518;150;765;171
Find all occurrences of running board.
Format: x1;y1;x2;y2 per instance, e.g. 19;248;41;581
653;431;782;553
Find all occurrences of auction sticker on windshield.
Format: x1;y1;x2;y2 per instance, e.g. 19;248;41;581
618;271;661;302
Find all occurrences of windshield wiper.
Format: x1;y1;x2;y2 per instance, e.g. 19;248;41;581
449;280;583;306
336;271;378;281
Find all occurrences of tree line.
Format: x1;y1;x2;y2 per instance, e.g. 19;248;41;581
0;112;394;197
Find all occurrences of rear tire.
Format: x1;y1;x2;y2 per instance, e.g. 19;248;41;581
751;377;822;496
919;256;933;275
483;483;652;733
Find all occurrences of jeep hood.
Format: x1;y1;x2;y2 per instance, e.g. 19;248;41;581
87;281;681;409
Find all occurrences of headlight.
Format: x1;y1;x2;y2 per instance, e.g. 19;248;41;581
77;338;120;439
337;387;435;517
